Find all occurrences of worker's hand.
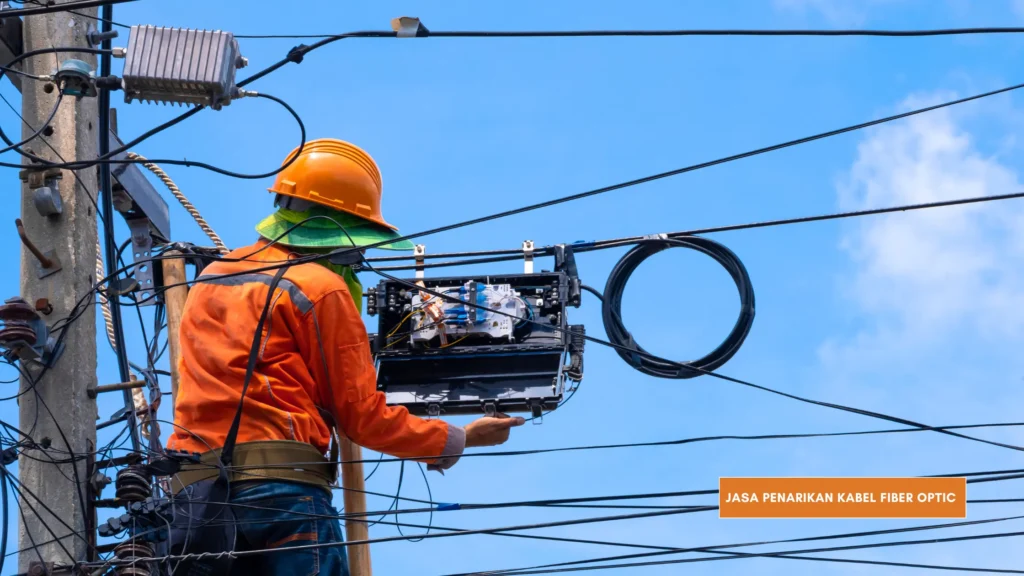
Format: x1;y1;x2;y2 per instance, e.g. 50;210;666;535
465;413;526;448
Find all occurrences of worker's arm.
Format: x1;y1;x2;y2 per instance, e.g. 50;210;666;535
304;288;522;470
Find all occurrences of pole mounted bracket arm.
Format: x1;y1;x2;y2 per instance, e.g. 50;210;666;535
107;126;171;307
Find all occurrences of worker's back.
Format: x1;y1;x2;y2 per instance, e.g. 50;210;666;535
167;240;348;455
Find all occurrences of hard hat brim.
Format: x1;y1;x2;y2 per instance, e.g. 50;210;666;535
255;209;415;251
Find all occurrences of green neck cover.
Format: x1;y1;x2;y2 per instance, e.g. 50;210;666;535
292;245;364;313
319;260;363;314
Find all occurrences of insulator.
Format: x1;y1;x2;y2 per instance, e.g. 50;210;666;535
115;465;151;503
0;321;37;344
113;541;153;576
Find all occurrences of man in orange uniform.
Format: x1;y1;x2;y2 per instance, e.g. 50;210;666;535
167;139;524;575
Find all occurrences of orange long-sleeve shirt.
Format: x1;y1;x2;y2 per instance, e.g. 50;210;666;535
167;240;464;470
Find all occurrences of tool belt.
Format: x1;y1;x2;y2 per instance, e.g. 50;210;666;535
170;439;338;494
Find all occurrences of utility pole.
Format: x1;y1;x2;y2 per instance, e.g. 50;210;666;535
17;2;99;572
160;252;188;412
341;439;372;575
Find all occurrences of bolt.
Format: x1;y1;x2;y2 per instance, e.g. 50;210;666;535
34;298;52;315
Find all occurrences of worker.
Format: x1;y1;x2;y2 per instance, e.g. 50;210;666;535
166;138;525;576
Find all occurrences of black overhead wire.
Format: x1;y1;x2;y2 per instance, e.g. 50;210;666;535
98;0;141;455
83;504;1024;568
463;511;1024;572
177;419;1024;472
2;26;1011;176
93;457;1024;518
0;0;135;18
0;463;8;576
0;48;306;179
236;26;1024;40
344;80;1024;257
267;420;1024;466
87;507;718;567
469;525;1024;576
86;186;1024;311
356;187;1024;271
365;192;1024;267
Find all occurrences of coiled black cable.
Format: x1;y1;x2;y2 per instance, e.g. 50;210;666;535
599;237;755;379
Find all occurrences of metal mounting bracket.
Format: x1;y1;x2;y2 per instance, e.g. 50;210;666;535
34;249;61;279
523;240;535;274
483;401;497;417
414;244;426;279
127;217;155;305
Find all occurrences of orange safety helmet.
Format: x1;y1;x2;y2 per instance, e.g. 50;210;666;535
267;138;397;231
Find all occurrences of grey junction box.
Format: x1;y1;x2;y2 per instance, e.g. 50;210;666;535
122;25;246;109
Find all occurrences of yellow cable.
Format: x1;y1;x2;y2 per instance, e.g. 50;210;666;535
386;309;424;338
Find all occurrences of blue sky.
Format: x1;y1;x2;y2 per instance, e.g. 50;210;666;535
6;0;1024;574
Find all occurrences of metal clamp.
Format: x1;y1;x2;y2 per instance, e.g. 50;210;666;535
390;16;429;38
20;167;64;218
19;166;62;190
483;401;497;417
523;240;535;274
414;244;426;279
27;561;75;576
27;561;55;576
426;403;441;419
32;186;62;217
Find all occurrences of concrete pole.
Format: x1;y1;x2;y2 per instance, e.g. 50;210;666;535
17;4;99;572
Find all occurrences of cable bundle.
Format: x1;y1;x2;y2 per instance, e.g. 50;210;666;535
599;237;755;379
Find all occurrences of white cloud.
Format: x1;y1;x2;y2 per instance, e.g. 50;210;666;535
772;0;904;26
821;91;1024;375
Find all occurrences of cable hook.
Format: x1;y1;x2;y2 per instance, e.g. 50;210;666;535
15;218;53;269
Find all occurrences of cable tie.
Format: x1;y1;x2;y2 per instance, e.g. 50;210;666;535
435;502;461;511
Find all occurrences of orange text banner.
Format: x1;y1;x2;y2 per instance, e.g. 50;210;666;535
719;477;966;518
